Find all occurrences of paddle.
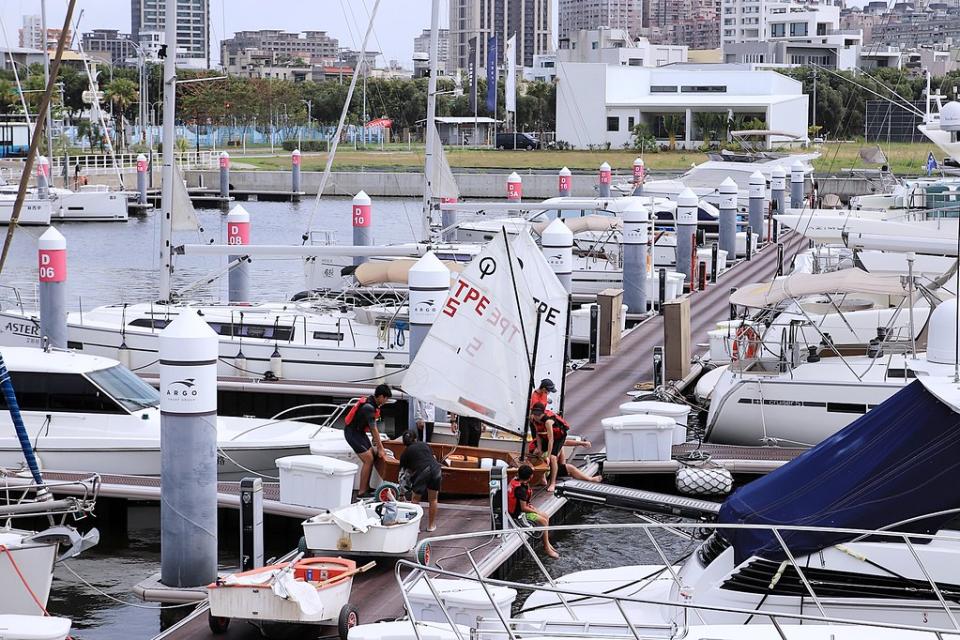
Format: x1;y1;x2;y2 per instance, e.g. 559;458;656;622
311;561;377;588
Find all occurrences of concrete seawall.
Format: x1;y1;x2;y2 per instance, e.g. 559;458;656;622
185;169;605;198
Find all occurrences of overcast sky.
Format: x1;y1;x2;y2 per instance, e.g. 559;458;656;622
0;0;444;68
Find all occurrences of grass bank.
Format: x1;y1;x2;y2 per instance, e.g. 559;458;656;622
238;141;943;176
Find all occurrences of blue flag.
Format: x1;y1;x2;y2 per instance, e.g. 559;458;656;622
485;35;497;114
927;151;939;176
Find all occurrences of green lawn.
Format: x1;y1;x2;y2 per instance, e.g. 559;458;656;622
205;140;953;176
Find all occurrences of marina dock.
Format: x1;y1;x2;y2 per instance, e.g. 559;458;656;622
141;231;803;640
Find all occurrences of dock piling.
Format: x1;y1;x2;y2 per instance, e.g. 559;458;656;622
226;205;251;303
37;227;67;349
291;149;301;196
718;177;737;258
790;160;805;209
748;170;766;241
407;252;450;428
598;161;611;198
621;201;648;314
507;171;522;217
219;151;230;199
352;190;372;266
542;218;573;294
676;188;698;289
160;310;218;589
633;157;645;191
136;154;148;205
558;166;571;199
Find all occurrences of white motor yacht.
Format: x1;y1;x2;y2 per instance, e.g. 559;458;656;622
0;195;51;226
0;346;338;478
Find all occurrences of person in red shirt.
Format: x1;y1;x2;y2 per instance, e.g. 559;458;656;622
508;464;559;558
529;378;556;410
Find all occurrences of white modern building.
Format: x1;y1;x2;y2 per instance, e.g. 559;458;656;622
558;28;688;67
722;0;863;69
525;52;558;82
555;62;808;149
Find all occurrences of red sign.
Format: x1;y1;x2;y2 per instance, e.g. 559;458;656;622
137;159;148;172
219;156;230;169
633;163;645;183
599;170;612;185
352;204;371;228
292;154;301;167
507;180;522;201
228;222;250;245
558;175;571;192
441;197;457;204
38;249;65;282
36;163;50;178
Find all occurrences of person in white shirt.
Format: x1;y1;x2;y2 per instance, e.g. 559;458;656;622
413;397;436;442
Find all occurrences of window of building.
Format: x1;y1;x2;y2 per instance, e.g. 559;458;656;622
591;41;598;49
770;23;785;37
817;22;828;35
628;58;644;66
789;22;808;36
681;85;727;93
628;116;636;130
651;85;678;92
607;116;620;132
543;60;555;68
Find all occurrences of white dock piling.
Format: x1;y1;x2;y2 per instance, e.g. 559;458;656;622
37;227;66;349
748;170;766;240
407;252;450;427
352;190;372;266
718;176;737;258
622;201;649;313
676;188;698;288
790;160;805;209
542;218;573;294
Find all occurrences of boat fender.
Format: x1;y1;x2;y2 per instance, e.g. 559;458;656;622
675;466;733;497
269;347;283;378
372;351;386;383
117;341;131;369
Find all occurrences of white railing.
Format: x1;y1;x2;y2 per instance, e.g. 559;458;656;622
0;151;218;180
395;517;960;640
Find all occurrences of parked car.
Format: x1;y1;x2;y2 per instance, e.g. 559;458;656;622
496;132;540;150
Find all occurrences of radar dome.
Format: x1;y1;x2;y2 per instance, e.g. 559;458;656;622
926;300;960;364
941;101;960;132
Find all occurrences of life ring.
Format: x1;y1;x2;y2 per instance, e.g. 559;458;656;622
731;324;760;361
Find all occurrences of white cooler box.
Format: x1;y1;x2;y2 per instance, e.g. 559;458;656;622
645;270;685;307
696;247;728;278
349;621;470;640
407;578;517;628
310;431;381;491
0;616;72;640
619;401;691;445
276;454;357;510
602;415;675;462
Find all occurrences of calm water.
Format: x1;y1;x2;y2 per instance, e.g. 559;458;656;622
2;197;424;309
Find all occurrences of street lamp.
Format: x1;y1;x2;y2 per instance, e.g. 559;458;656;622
301;98;312;127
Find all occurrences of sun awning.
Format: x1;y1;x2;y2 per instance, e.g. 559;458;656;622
729;269;906;309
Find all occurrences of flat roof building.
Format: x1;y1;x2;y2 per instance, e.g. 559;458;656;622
555;62;808;149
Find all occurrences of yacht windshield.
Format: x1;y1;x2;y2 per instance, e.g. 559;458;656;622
87;365;160;412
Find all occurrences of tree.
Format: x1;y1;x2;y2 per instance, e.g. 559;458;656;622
104;78;138;149
631;123;656;153
661;114;684;150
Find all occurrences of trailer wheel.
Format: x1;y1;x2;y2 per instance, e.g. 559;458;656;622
298;535;308;554
416;541;431;566
208;613;230;634
338;603;360;639
375;482;400;502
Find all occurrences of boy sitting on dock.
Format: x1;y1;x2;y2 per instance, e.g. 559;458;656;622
508;464;560;559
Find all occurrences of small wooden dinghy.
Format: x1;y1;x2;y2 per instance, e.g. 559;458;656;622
375;441;549;496
302;500;423;555
207;556;374;639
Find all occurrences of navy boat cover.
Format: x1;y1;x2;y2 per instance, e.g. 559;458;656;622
718;380;960;564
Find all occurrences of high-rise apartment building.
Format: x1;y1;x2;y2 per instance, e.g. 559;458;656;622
413;28;450;69
82;29;138;66
558;0;643;40
19;14;71;51
221;30;340;67
131;0;209;68
447;0;552;74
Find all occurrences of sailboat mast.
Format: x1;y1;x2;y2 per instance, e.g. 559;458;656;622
421;0;441;242
158;0;177;302
40;0;54;161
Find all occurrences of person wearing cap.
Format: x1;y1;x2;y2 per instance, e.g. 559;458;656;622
530;378;557;410
344;384;393;496
529;402;560;492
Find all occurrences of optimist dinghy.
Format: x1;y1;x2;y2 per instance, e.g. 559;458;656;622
302;500;423;555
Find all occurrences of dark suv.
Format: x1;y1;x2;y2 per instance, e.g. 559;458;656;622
496;132;540;150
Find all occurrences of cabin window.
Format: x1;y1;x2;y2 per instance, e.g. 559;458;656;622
826;402;867;414
313;331;345;341
129;318;170;330
87;365;160;412
0;372;125;414
130;317;294;341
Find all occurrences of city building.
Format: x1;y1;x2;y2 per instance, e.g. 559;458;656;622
721;0;863;70
558;28;687;67
224;49;313;81
525;52;558;81
558;0;643;40
0;46;46;72
131;0;209;69
871;6;960;48
220;30;340;68
447;0;552;74
413;28;450;72
81;29;139;66
555;61;807;149
641;0;720;48
18;15;71;51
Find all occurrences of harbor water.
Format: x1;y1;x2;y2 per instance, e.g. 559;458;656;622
3;198;424;309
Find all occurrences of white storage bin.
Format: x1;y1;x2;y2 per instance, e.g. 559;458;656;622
645;270;685;307
601;415;675;462
348;621;470;640
736;231;762;257
310;432;381;490
619;401;691;445
407;578;517;628
696;247;728;278
276;454;357;510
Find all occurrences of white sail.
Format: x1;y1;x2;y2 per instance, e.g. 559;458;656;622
402;230;534;434
171;162;200;232
510;231;568;401
431;124;460;202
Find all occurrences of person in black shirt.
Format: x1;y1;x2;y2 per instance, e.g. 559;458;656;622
399;430;441;532
344;384;392;496
451;413;482;447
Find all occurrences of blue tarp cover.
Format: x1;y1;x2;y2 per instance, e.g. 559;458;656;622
718;380;960;564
